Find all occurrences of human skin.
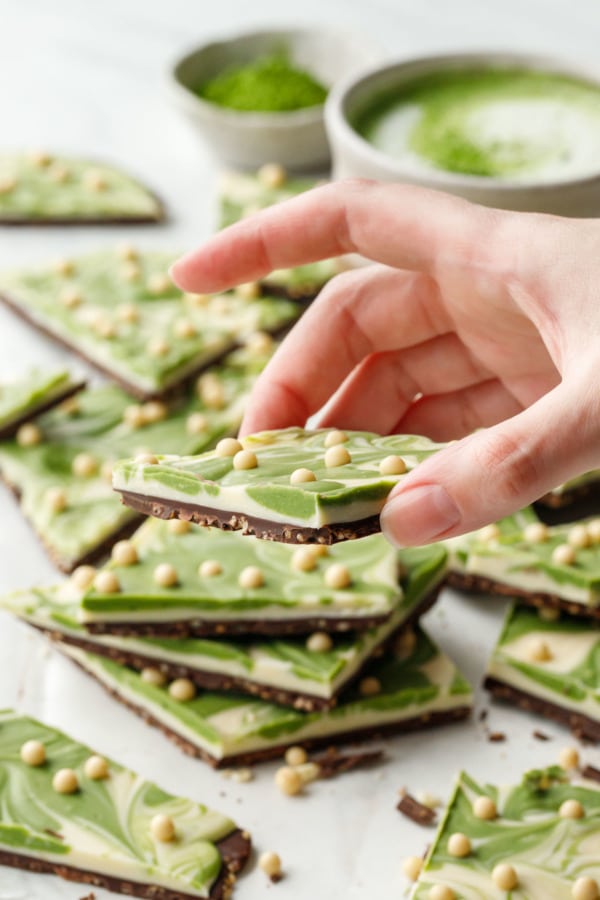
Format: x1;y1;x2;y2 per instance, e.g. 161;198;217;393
170;180;600;546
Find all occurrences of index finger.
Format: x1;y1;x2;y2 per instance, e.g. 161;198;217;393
170;180;505;293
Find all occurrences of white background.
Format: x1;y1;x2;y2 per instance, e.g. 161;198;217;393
0;1;599;897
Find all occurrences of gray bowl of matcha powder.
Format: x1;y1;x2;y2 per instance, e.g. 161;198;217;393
170;28;382;171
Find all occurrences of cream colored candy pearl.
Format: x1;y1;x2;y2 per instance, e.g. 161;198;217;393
20;739;46;766
233;449;258;470
258;162;287;189
523;522;549;543
142;401;167;424
528;637;552;662
168;519;190;535
568;524;591;549
151;813;175;842
402;856;423;881
238;281;260;299
239;566;264;589
46;487;67;513
588;519;600;543
572;877;600;900
379;455;407;476
429;886;455;900
324;430;348;447
72;452;97;477
124;405;146;428
290;467;316;484
199;559;223;578
447;832;471;857
53;768;79;794
324;444;351;467
154;563;178;587
93;571;120;594
111;540;138;566
560;799;585;819
148;337;170;357
186;412;208;435
71;565;96;590
558;747;580;770
479;523;500;542
141;667;167;687
275;766;303;796
292;547;317;572
169;678;196;701
306;631;333;653
215;437;243;457
492;863;518;890
259;850;282;879
472;795;497;820
285;746;307;767
16;422;42;447
553;543;576;566
84;755;109;780
324;563;351;589
359;676;381;697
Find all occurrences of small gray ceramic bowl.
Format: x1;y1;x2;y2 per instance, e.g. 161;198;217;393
170;28;381;171
325;52;600;216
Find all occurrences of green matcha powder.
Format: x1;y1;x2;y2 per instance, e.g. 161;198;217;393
198;54;328;112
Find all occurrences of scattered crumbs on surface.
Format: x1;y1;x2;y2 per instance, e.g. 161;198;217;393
79;894;96;900
478;708;489;722
397;790;437;827
231;767;254;783
533;730;551;741
488;731;507;743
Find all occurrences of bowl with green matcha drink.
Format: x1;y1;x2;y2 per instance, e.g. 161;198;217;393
171;28;380;170
326;53;600;215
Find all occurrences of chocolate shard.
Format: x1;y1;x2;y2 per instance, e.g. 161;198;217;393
397;792;437;827
581;765;600;784
312;747;384;778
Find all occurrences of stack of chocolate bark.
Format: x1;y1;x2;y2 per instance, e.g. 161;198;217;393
448;508;600;742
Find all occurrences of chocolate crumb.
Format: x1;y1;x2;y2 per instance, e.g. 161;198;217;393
533;730;551;741
487;731;506;743
79;894;96;900
397;792;437;826
44;828;65;840
581;764;600;784
312;747;383;778
478;709;489;722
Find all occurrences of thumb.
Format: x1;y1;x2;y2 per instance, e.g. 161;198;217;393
380;379;600;546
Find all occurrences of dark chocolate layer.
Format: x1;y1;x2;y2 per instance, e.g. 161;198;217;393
485;676;600;743
118;489;383;544
0;380;86;440
0;828;250;900
448;572;600;621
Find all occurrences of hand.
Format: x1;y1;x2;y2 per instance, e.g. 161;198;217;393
171;180;600;545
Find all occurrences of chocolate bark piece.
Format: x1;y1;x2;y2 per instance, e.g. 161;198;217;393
113;427;445;542
0;249;300;398
0;348;270;572
0;153;163;223
0;370;85;439
2;539;446;708
55;626;472;767
411;767;600;898
0;710;250;898
311;747;384;777
218;169;342;301
77;517;438;637
484;602;600;741
447;509;600;618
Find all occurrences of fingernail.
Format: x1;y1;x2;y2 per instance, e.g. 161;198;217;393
380;484;461;546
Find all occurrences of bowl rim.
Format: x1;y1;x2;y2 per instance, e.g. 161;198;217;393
326;50;600;193
169;26;380;127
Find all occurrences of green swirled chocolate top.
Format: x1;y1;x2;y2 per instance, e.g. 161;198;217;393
413;767;600;898
0;369;81;431
0;349;269;570
0;153;162;221
0;249;300;394
0;709;239;897
113;428;445;529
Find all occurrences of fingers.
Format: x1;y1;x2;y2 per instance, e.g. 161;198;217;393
171;180;506;294
381;374;600;546
239;264;447;435
395;378;524;440
318;335;493;434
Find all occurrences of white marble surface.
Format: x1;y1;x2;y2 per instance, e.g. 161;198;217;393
0;1;599;898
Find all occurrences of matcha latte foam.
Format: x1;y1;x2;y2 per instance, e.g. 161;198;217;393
356;67;600;182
